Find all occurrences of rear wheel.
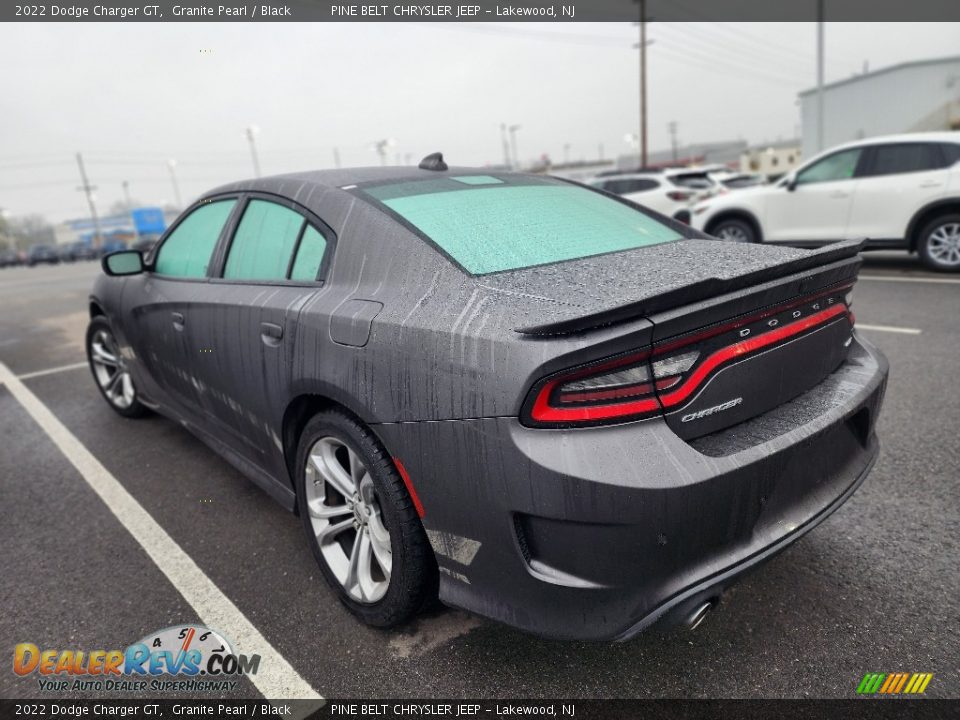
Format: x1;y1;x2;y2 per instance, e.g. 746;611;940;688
295;409;437;627
710;217;758;244
86;317;148;418
918;215;960;272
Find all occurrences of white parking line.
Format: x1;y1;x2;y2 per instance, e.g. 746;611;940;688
859;274;960;285
0;361;323;703
17;361;89;380
856;323;923;335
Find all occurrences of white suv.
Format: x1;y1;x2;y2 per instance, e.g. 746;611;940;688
588;169;716;221
691;133;960;271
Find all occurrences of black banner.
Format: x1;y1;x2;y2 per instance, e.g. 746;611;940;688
1;700;958;720
3;0;960;23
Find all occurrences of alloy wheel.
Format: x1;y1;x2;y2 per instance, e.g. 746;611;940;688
304;436;392;604
926;223;960;268
90;328;136;409
716;225;749;243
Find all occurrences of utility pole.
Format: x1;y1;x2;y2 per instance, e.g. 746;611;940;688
333;147;341;169
245;126;261;177
500;123;511;167
166;159;183;210
508;124;521;169
816;4;825;153
639;0;648;167
668;120;678;162
75;152;103;250
563;143;571;165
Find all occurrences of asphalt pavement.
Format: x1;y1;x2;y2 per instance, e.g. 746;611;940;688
0;251;957;700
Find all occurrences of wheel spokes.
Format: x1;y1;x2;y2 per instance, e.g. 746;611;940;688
305;435;392;604
309;439;357;498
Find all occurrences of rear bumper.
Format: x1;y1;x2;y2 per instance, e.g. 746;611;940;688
375;334;888;641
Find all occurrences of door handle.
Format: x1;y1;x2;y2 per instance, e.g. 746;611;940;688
260;322;283;346
171;312;185;330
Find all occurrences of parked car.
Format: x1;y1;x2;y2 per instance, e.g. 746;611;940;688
588;168;715;221
59;241;97;262
26;244;60;266
691;132;960;271
87;157;888;640
0;249;23;268
708;170;768;191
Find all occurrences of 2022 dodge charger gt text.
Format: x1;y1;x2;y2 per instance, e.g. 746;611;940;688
87;157;888;640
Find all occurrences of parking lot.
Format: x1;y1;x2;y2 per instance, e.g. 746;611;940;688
0;253;957;701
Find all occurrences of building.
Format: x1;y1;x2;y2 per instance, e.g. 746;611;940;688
54;208;177;247
799;55;960;157
739;139;803;179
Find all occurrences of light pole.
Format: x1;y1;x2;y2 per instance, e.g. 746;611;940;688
122;180;139;241
372;139;396;165
245;125;261;177
166;159;183;210
508;124;521;169
500;123;511;167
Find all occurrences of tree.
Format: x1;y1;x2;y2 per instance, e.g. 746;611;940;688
8;214;56;249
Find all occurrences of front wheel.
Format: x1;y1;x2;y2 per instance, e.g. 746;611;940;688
86;317;148;418
295;409;438;627
710;218;758;244
918;215;960;272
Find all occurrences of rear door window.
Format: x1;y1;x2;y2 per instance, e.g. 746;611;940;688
289;225;328;281
155;199;237;278
862;143;946;177
223;199;305;281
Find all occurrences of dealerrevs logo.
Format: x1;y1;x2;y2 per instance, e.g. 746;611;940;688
13;625;260;693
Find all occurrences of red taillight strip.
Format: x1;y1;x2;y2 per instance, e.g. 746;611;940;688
658;303;849;409
531;378;661;422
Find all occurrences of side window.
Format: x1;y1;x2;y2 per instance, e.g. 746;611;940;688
796;148;863;185
290;225;328;281
154;199;237;278
622;179;658;193
224;199;305;281
862;143;944;177
941;143;960;166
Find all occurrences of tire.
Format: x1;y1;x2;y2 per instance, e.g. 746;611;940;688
917;214;960;272
295;409;438;627
85;317;149;418
711;217;758;244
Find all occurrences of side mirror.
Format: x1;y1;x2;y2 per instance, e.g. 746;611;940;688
786;177;798;192
102;250;144;276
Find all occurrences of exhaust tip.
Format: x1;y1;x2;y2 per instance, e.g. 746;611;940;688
686;600;716;631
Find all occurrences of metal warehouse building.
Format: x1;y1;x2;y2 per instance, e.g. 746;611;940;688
800;55;960;157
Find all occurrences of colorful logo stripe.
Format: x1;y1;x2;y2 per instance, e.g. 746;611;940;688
857;673;933;694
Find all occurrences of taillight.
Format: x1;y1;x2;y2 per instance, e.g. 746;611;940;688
523;282;856;428
666;190;693;201
528;351;661;426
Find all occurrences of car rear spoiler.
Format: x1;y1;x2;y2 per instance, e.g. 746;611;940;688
514;239;866;336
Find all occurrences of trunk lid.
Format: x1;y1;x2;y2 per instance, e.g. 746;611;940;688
509;238;862;438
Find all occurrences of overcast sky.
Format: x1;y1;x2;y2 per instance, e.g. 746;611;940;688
1;22;958;222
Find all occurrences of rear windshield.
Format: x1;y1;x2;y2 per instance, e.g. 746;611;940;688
361;175;683;275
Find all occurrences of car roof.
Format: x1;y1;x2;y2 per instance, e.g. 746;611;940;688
204;165;530;199
828;131;960;152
